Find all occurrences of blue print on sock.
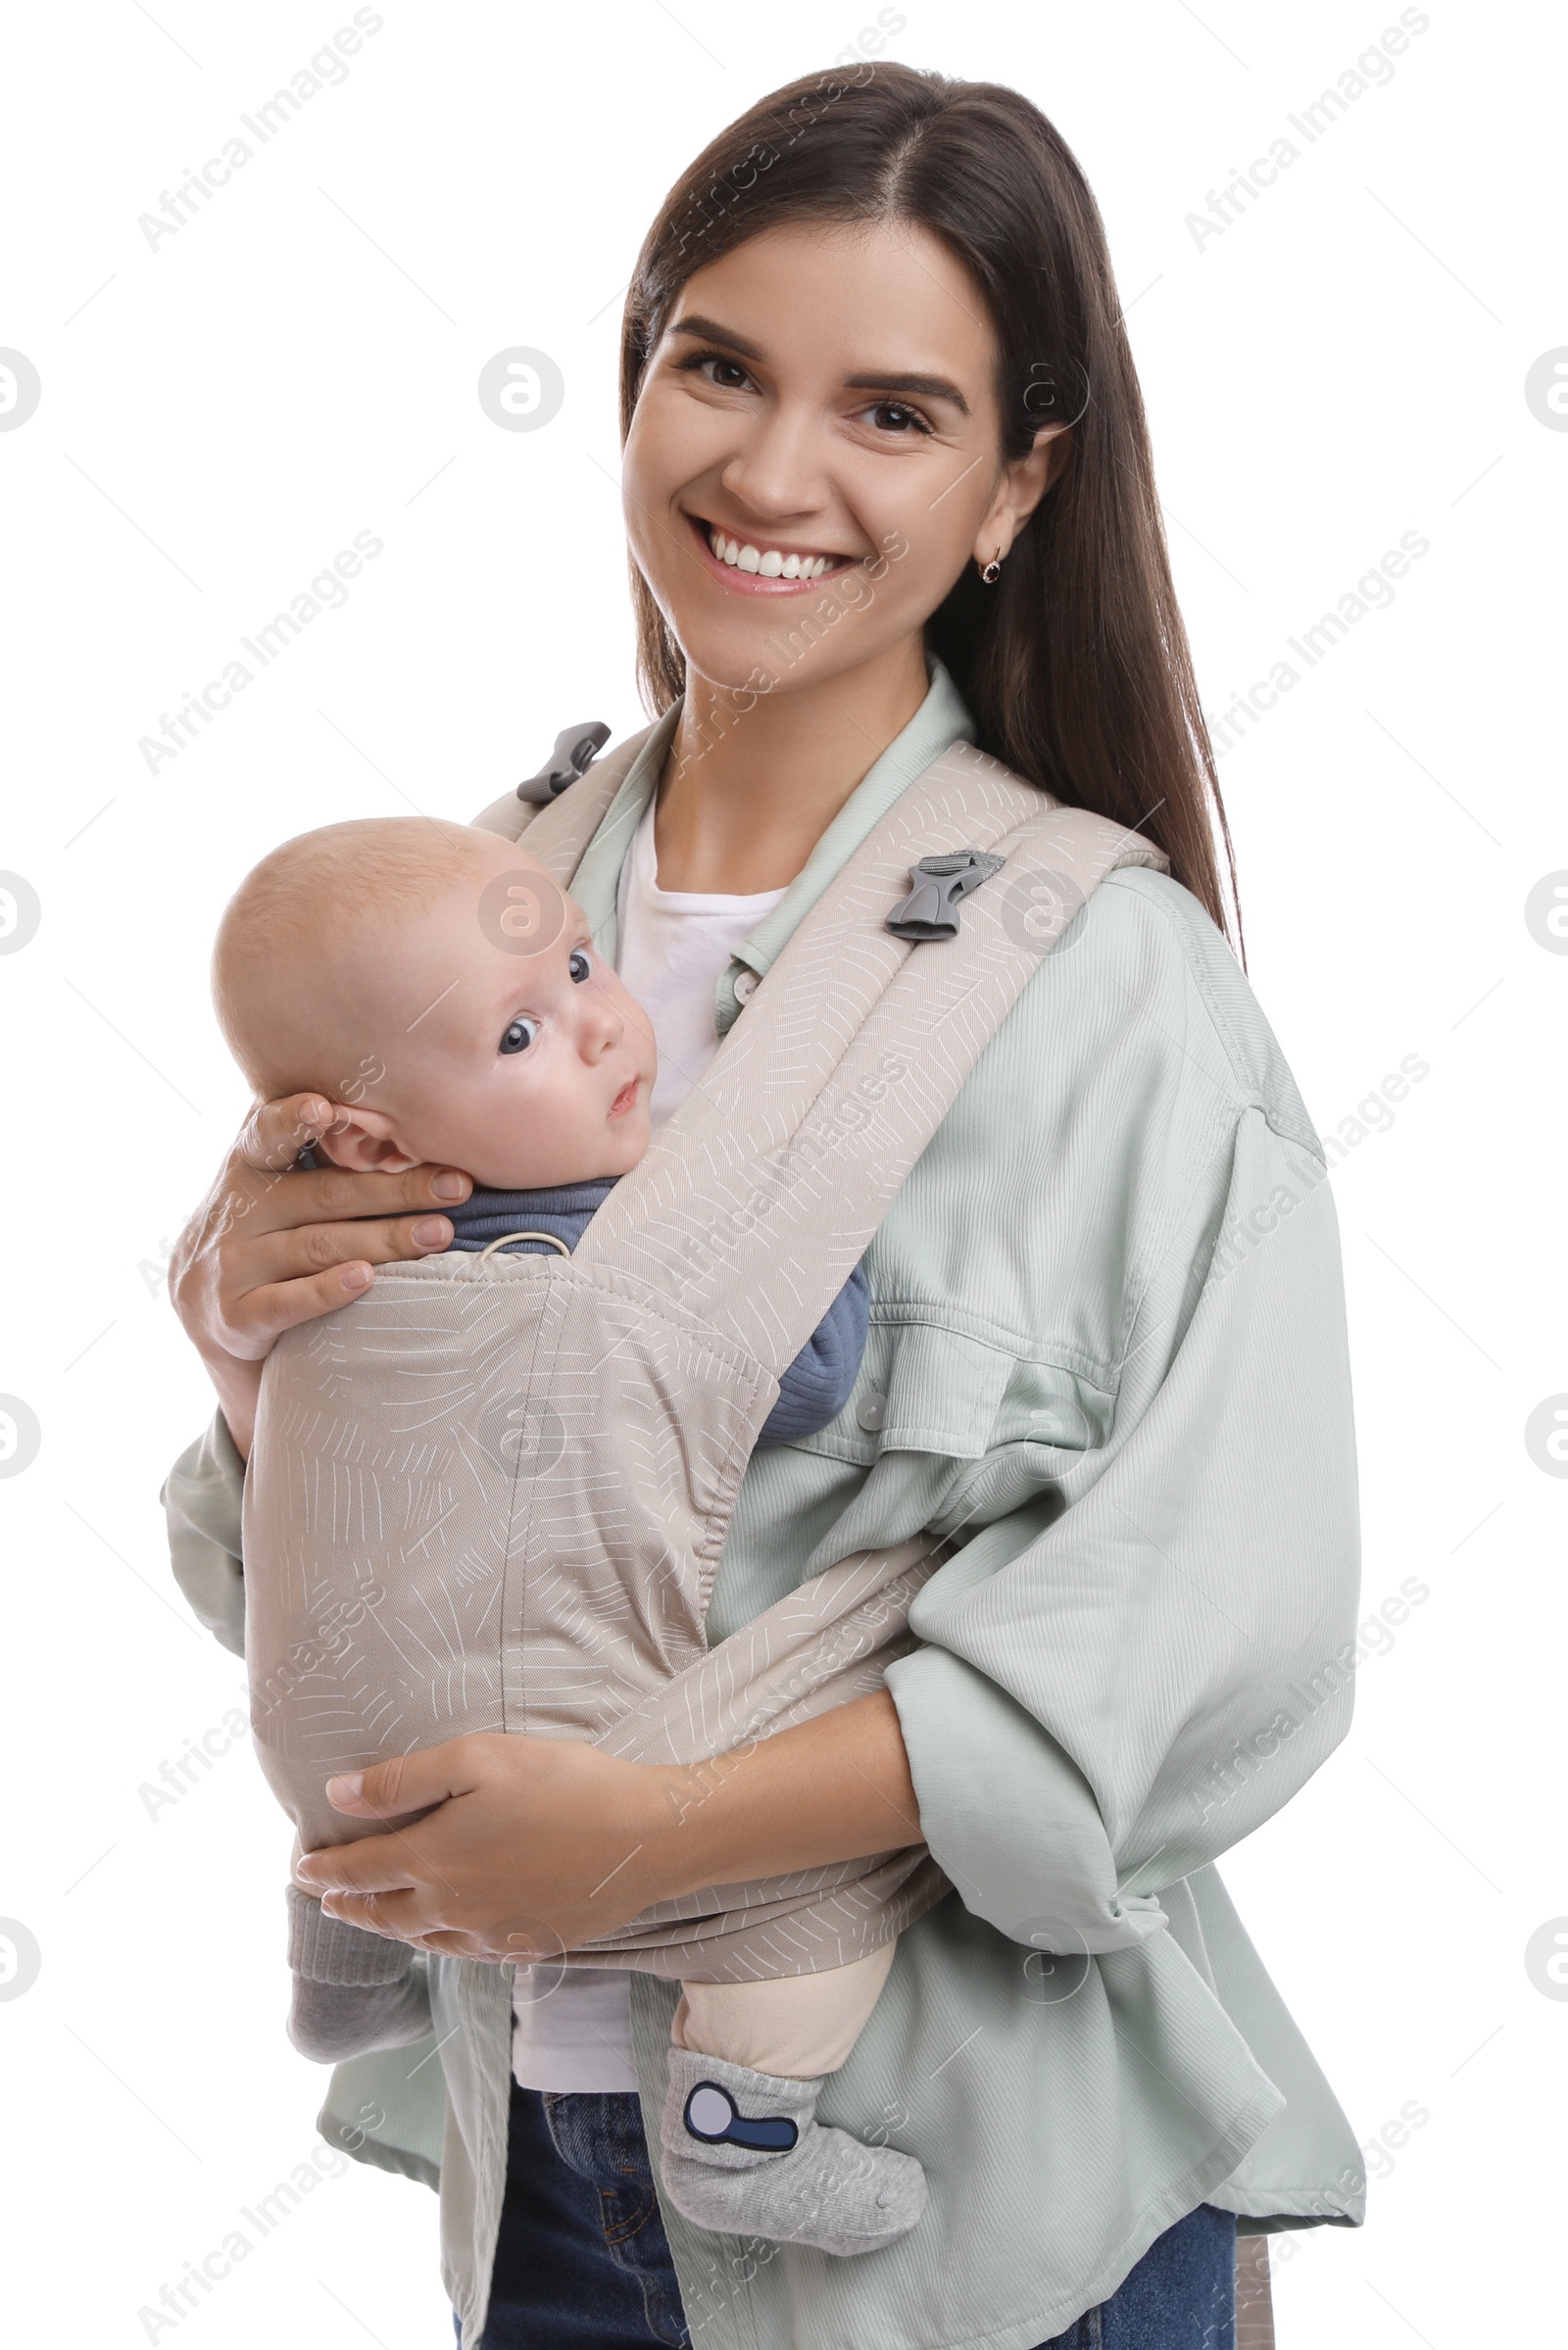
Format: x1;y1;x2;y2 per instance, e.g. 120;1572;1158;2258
682;2081;799;2152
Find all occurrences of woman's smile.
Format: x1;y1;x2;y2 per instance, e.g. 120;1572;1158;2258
685;509;858;597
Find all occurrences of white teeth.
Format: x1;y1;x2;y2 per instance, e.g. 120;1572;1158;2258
706;524;835;579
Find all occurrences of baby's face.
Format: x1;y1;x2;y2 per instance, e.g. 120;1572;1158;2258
340;857;657;1190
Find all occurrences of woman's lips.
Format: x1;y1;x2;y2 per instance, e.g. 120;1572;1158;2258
686;512;858;599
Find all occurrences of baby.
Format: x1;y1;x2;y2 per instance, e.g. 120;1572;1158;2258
211;815;925;2257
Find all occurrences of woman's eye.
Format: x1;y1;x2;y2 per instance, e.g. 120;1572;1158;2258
499;1016;540;1056
679;352;753;394
568;949;591;983
867;399;933;438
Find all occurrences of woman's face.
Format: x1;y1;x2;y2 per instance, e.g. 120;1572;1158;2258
621;217;1062;698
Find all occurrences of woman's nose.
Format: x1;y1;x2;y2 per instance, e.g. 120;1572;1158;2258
718;406;833;525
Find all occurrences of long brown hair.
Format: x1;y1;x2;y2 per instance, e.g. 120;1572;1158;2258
619;62;1243;954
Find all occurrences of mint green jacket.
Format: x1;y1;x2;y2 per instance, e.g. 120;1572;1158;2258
164;658;1365;2349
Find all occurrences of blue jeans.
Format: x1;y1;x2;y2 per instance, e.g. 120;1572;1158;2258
460;2080;1238;2348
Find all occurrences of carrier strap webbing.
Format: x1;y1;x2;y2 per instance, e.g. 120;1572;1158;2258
509;728;1169;1375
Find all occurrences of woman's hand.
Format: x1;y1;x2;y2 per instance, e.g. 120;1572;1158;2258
293;1692;924;1963
168;1091;471;1460
296;1736;688;1963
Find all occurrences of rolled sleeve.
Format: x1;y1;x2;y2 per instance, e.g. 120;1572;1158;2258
887;1107;1360;1955
161;1408;248;1657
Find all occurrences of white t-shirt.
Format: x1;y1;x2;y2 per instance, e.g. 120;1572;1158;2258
613;783;788;1135
510;787;788;2092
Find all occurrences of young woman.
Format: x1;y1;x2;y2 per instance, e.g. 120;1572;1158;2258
165;64;1363;2350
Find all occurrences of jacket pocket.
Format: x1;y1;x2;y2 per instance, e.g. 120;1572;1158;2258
785;1314;1017;1467
986;1351;1116;1455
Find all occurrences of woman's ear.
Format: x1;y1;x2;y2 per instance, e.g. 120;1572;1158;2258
310;1102;422;1175
976;421;1072;563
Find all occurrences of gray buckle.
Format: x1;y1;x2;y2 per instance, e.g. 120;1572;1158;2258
516;721;611;805
885;849;1005;941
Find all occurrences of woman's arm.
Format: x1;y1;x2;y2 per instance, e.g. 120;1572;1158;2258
292;1689;920;1962
883;1102;1360;1958
168;1091;472;1458
297;1048;1358;1969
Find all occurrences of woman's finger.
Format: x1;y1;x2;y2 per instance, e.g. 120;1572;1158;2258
320;1890;543;1966
229;1104;472;1245
173;1096;467;1284
293;1741;485;1900
250;1199;464;1274
298;1833;424;1898
324;1742;485;1824
319;1888;474;1952
183;1204;460;1362
228;1256;380;1343
319;1888;421;1939
234;1091;338;1179
227;1202;477;1330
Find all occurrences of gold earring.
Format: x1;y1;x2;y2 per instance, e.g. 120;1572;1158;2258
979;550;1004;584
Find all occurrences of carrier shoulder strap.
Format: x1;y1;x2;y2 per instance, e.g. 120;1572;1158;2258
552;731;1170;1377
468;722;662;867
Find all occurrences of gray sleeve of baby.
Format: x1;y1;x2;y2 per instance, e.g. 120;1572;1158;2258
285;1885;434;2064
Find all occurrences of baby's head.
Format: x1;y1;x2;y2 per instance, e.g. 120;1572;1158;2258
212;818;656;1189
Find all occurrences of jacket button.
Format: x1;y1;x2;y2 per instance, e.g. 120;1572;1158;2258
856;1391;887;1432
733;968;759;1003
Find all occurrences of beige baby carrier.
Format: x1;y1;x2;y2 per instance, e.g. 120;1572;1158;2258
243;720;1168;1983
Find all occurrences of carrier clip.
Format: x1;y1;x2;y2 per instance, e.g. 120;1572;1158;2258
885;849;1006;941
516;721;612;805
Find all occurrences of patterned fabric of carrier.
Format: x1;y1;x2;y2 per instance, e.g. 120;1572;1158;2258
242;729;1168;1983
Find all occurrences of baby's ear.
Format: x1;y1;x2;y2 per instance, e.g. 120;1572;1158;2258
310;1102;421;1176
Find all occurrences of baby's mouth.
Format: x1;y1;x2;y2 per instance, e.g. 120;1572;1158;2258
609;1078;640;1119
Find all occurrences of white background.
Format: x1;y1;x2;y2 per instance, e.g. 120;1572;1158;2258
1;2;1563;2343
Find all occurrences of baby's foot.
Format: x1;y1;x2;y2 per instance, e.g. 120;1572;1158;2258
658;2046;926;2256
289;1967;433;2062
285;1884;432;2063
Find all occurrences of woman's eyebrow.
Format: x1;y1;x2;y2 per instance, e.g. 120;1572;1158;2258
669;315;970;417
671;313;765;360
843;367;970;417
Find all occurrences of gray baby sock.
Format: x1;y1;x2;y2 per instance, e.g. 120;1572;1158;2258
658;2044;926;2256
285;1884;433;2063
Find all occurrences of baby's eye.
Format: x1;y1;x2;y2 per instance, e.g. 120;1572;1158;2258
568;948;591;983
499;1015;540;1056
